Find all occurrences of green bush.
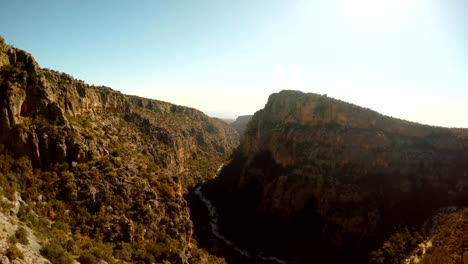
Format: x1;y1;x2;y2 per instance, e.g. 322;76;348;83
86;243;115;264
77;253;100;264
40;243;74;264
15;226;29;245
420;209;468;264
17;205;38;227
7;234;17;244
369;227;423;264
113;242;132;261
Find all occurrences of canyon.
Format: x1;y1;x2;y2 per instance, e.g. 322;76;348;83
0;37;467;264
200;90;468;263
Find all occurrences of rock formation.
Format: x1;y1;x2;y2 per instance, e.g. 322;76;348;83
205;90;468;263
0;41;237;173
229;115;252;139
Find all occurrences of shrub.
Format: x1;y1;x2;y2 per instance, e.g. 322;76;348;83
6;244;24;261
77;253;100;264
0;199;14;215
114;242;132;261
87;243;115;263
15;226;29;245
0;35;4;44
7;234;17;244
369;227;423;264
40;243;74;264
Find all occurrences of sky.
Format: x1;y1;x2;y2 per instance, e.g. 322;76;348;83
0;0;467;127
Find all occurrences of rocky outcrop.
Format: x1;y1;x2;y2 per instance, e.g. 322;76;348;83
205;90;468;263
0;38;237;263
0;40;238;174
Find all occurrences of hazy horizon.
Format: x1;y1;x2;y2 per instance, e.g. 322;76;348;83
1;0;466;127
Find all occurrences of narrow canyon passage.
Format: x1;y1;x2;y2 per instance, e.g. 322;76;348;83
194;186;288;264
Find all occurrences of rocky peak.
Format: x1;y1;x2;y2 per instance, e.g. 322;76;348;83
0;40;32;69
243;90;467;164
256;90;458;136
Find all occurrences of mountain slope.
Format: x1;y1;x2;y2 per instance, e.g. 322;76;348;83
204;90;468;263
0;37;238;263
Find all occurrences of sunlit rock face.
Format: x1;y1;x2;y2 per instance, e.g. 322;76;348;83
0;39;239;263
0;40;238;173
207;90;468;263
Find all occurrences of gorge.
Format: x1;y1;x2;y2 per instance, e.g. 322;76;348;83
0;37;467;264
193;169;287;264
198;90;468;264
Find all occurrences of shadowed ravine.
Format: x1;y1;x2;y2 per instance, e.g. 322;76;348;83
193;169;288;264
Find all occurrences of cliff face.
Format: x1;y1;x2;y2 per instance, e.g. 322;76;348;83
0;41;237;174
0;39;237;263
229;115;252;140
207;90;468;263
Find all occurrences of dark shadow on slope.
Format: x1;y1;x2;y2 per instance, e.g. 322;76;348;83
188;147;468;264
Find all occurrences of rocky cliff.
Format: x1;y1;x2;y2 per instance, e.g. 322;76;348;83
205;90;468;263
0;41;237;175
229;115;252;140
0;38;237;263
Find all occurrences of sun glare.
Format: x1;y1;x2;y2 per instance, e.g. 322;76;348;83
335;0;409;28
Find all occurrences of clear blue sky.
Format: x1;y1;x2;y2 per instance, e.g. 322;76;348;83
1;0;467;127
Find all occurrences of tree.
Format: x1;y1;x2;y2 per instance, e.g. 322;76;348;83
447;212;468;264
421;209;468;264
369;227;423;264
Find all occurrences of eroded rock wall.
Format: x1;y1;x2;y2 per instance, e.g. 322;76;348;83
0;41;238;174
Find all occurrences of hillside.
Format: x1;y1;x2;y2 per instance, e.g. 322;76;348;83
0;37;238;263
202;90;468;263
